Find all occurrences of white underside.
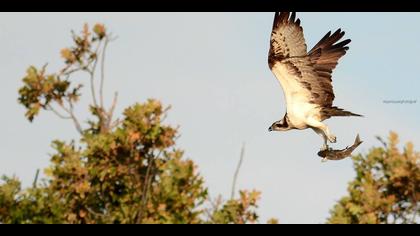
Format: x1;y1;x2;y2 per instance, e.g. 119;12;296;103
271;63;323;130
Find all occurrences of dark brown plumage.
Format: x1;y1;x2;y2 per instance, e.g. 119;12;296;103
268;12;358;117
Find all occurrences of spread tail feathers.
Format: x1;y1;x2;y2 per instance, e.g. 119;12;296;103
322;106;363;119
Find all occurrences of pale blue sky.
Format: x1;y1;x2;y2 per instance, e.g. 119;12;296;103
0;13;419;223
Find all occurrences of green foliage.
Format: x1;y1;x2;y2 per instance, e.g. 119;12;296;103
18;66;81;122
327;132;420;224
0;176;65;224
17;23;110;133
209;190;261;224
40;100;208;224
2;23;271;224
1;98;267;224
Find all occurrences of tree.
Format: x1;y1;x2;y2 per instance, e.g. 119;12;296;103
327;132;420;224
0;23;270;224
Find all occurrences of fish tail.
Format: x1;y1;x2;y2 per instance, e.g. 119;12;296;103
354;134;363;146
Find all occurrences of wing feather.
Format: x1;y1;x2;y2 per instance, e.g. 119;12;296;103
268;12;351;110
268;12;307;68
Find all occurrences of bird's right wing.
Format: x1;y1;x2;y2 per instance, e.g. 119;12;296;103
268;12;307;68
268;12;314;112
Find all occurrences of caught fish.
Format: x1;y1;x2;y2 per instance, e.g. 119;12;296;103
318;134;363;161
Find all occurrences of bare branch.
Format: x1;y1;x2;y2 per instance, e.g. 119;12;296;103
136;150;163;224
47;105;72;120
57;100;83;135
99;37;110;109
160;105;172;123
203;208;214;221
69;113;83;135
47;101;83;134
231;142;245;199
376;136;388;148
107;92;118;128
88;71;99;108
32;169;40;188
109;35;119;42
136;155;154;224
87;40;103;109
110;118;123;130
60;67;82;77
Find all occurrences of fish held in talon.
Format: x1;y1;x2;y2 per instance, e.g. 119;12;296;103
317;134;363;161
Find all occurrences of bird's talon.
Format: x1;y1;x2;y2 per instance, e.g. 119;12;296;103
328;135;337;143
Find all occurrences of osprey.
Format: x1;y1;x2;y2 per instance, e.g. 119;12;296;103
267;12;362;150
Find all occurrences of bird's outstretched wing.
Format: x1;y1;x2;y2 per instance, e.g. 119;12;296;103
268;12;351;113
306;29;351;107
268;12;307;67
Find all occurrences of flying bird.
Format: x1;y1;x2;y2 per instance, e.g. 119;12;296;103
267;12;362;150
